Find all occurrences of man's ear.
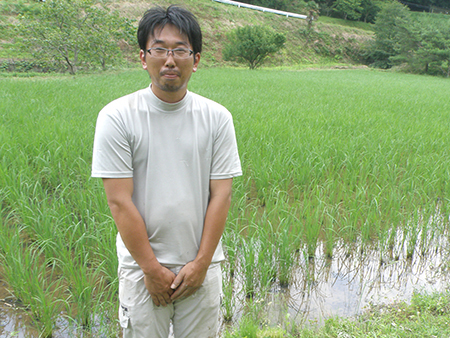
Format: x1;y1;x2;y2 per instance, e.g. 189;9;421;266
139;50;147;70
193;53;201;73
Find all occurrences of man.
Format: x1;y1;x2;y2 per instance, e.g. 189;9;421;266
91;5;242;338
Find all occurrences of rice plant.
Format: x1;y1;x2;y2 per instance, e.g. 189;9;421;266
1;68;449;334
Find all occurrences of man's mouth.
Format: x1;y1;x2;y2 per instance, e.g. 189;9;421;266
161;71;180;78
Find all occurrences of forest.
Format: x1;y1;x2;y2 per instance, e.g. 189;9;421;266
239;0;450;23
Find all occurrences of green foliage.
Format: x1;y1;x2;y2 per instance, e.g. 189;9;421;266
366;1;412;68
366;2;450;76
0;0;42;16
224;315;290;338
223;25;286;69
238;0;390;22
16;0;136;74
306;1;320;29
316;0;337;16
401;0;450;12
360;0;385;23
333;0;363;20
0;59;58;73
413;16;450;76
317;0;389;22
410;291;450;316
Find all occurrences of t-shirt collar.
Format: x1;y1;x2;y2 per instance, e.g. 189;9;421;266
147;85;190;113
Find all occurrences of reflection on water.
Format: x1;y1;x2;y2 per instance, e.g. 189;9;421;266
0;294;39;338
1;226;449;336
264;226;450;327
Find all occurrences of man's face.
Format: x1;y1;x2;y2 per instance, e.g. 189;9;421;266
140;24;200;103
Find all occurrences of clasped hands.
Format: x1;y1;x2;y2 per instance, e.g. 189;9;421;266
144;260;208;307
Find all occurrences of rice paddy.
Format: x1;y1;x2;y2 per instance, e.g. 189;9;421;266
1;68;449;336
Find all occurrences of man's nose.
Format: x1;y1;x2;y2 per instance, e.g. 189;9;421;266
164;53;176;67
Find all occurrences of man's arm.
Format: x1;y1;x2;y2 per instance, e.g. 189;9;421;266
102;177;175;306
170;178;233;300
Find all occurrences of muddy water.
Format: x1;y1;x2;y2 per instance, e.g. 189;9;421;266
263;231;450;327
0;283;39;338
1;229;449;337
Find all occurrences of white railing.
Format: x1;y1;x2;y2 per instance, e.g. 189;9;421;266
212;0;307;20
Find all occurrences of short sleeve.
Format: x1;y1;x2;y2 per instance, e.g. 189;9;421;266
210;114;242;180
91;105;134;178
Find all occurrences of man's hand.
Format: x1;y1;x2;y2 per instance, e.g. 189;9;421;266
144;265;177;307
170;261;208;301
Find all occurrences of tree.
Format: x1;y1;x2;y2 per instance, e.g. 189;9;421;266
333;0;363;20
425;30;450;77
360;0;386;23
367;1;412;68
18;0;134;74
399;0;450;12
315;0;336;16
403;17;450;76
223;25;286;69
366;1;450;76
81;5;135;71
306;1;320;30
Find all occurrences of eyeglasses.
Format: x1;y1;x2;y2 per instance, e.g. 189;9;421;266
147;47;194;59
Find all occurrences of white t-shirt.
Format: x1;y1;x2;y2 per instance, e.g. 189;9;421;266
92;86;242;269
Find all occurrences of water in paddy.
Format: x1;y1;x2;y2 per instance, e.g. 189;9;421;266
1;227;449;337
264;233;449;326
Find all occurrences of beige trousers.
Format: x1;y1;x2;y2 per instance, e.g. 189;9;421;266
118;263;222;338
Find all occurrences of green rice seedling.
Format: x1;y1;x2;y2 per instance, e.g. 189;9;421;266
240;222;279;297
27;260;64;338
222;227;239;277
222;268;236;322
257;247;277;293
376;228;392;265
274;218;299;287
90;290;121;338
91;218;119;285
58;244;105;329
302;194;323;260
405;212;422;259
323;204;341;259
0;229;31;302
255;216;277;289
1;240;62;337
239;233;258;298
418;210;440;257
20;201;60;259
238;222;275;297
0;198;16;255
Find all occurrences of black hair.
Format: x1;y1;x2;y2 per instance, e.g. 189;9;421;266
137;5;202;55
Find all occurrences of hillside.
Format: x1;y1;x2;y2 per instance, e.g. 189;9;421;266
0;0;375;71
108;0;374;67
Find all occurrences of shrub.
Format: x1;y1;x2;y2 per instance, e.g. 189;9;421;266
223;25;286;69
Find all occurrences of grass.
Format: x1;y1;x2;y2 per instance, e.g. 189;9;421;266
317;15;374;31
1;67;450;336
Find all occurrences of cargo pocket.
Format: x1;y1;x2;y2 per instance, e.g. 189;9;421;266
119;304;130;329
